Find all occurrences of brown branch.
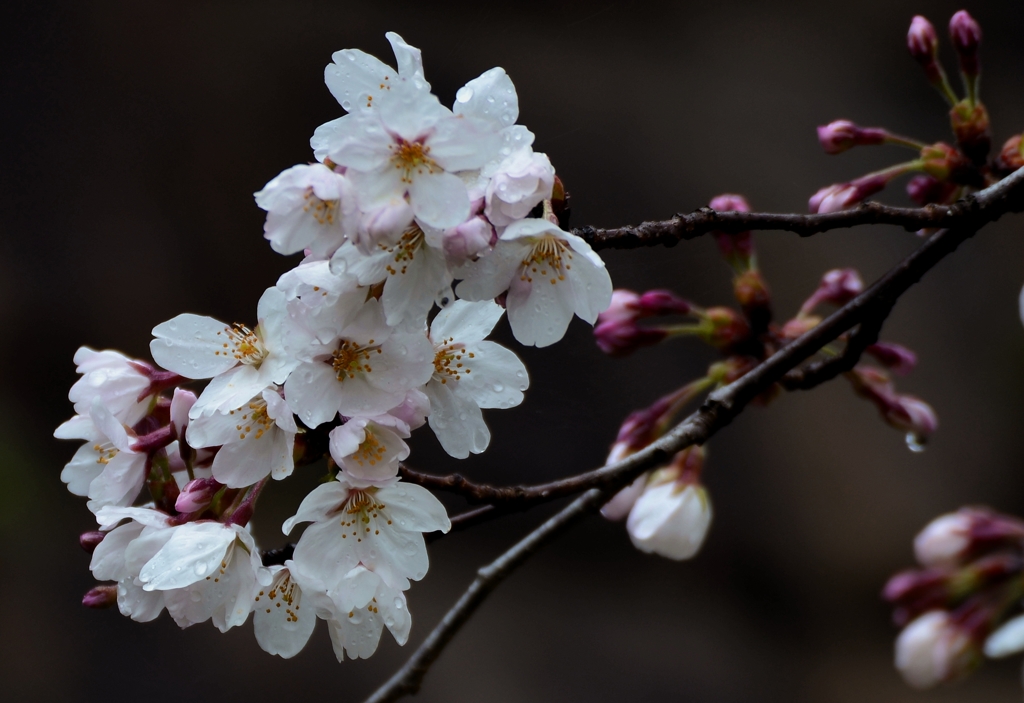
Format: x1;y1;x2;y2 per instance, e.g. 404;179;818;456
574;169;1024;250
362;166;1024;703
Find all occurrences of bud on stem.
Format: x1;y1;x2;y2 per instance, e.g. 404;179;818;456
907;15;959;106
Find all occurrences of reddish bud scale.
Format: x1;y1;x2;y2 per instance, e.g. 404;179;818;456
702;307;751;353
709;194;754;270
733;269;772;334
79;531;106;553
82;585;118;609
997;135;1024;173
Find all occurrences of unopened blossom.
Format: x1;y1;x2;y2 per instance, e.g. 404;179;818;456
135;521;267;632
330;223;452;326
424;300;528;458
594;289;693;357
895;610;978;688
151;287;299;417
808;174;889;214
175;477;221;513
283;297;433;427
907;16;940;65
329;415;410;484
626;464;713;561
313;78;501;230
284;473;450;592
817;120;887;154
187;386;298;488
324;565;412;661
456;218;613;347
443;215;495;264
67;347;153;426
57;400;148;512
255;163;356;257
799;268;863;315
906;174;958;206
914;513;973;568
253;563;318;659
949;11;982;77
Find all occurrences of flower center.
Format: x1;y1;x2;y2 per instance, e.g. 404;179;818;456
389;139;439;183
353;427;387;467
520;235;573;285
432;337;474;384
337;488;392;542
331;339;383;381
256;570;303;622
215;324;268;366
92;441;119;464
383;226;424;276
229;397;275;440
303;187;340;225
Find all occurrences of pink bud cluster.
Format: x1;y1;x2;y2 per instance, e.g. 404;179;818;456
885;507;1024;688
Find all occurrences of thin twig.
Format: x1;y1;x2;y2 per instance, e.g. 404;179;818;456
362;166;1024;702
574;168;1024;250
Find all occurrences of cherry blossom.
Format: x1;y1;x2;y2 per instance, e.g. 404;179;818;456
253;563;318;659
284;473;450;592
456;218;613;347
424;299;528;458
150;287;299;418
67;347;153;426
627;480;713;560
255;163;356;257
135;521;268;632
283;297;433;427
324;565;411;661
329;416;410;485
186;386;298;488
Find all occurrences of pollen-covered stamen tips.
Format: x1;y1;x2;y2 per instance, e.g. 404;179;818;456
92;441;119;465
389;138;439;183
257;571;302;622
383;226;424;276
335;488;391;542
229;398;275;441
215;324;268;365
432;337;474;384
521;235;572;286
303;187;340;225
331;339;383;381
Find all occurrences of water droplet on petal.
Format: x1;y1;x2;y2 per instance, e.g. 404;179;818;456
456;86;474;103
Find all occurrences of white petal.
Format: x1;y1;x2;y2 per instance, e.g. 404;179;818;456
453;67;519;129
254;568;317;658
457;341;528;409
283;362;344;428
379;482;451;533
506;268;576;347
453;242;525;301
283;482;349;535
429;299;504;344
324;49;398;113
986;614;1024;658
139;523;235;591
425;380;490;458
150;314;239;379
408;171;470;230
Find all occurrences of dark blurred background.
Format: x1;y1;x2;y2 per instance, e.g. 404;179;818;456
5;0;1024;700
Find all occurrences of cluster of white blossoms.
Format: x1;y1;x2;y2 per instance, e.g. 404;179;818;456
56;33;612;661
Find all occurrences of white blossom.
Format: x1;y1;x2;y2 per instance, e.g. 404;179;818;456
456;218;613;347
150;287;299;416
329;416;409;485
92;506;174;622
424;300;528;458
135;521;268;632
253;563;318;659
284;474;450;592
67;347;152;426
187;386;298;488
324;565;411;661
255;163;356;257
283;297;433;427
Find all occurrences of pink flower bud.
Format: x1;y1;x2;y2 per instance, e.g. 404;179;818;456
636;289;693;316
594;316;667;357
997;134;1024;172
442;215;495;263
708;194;750;213
895;611;978;688
169;388;196;440
79;531;106;553
908;16;939;62
82;585;118;609
175;477;221;514
799;268;864;314
866;342;917;376
809;173;890;214
848;367;938;446
593;289;692;357
626;450;712;561
906;174;958;206
884;569;953;625
915;513;973;568
949;11;981;77
816;120;887;154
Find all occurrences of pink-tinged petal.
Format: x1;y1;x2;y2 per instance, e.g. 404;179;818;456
408;171;470;230
151;314;240;379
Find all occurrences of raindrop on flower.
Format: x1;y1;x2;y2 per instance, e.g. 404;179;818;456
905;432;927;453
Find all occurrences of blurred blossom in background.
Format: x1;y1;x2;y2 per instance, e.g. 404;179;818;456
5;0;1024;700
